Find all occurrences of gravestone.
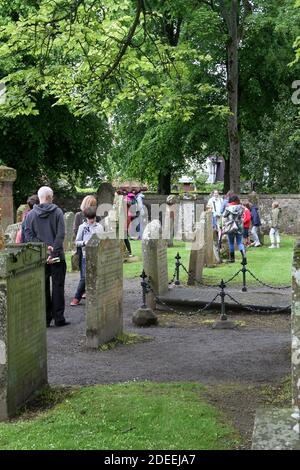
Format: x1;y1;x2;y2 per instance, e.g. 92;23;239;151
0;243;48;420
63;212;75;252
292;239;300;433
0;166;17;231
97;182;115;220
85;233;123;348
251;240;299;449
204;211;215;267
142;220;168;310
164;195;178;247
4;223;22;245
188;216;205;286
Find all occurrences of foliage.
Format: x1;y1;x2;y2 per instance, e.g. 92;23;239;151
0;96;111;204
242;99;300;193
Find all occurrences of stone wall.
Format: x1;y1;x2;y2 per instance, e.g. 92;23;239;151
54;192;300;235
0;244;48;420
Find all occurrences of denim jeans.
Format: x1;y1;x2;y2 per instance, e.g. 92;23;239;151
75;256;86;301
227;233;245;253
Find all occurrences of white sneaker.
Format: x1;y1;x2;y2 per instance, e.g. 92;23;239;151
269;245;276;249
254;243;261;247
276;245;280;249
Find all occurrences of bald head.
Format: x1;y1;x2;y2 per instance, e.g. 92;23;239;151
38;186;54;204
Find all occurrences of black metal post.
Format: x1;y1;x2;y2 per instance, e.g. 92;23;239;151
175;252;181;286
241;257;247;292
220;279;227;321
140;270;148;308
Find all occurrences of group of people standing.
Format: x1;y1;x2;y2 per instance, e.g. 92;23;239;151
207;190;281;263
70;188;145;306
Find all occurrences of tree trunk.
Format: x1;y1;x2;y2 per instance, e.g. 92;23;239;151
158;170;171;195
227;1;241;193
223;155;231;194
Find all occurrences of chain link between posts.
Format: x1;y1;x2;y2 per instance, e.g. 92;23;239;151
139;252;292;317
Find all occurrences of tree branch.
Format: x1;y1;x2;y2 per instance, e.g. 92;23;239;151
100;0;144;82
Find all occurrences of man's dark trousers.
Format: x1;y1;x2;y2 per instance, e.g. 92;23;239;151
45;261;67;325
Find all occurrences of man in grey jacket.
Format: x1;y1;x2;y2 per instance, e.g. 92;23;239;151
25;186;69;327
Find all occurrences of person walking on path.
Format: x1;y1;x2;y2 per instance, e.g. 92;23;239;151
222;195;246;263
250;202;262;247
269;202;281;249
70;206;104;306
25;186;69;327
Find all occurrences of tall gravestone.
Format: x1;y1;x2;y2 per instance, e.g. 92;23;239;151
97;182;115;221
164;195;178;247
188;216;205;286
142;220;168;310
63;211;75;252
85;233;123;348
0;166;17;231
252;240;300;449
204;211;215;267
292;239;300;434
0;244;48;420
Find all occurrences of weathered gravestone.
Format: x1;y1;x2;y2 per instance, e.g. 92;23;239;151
97;182;115;221
0;244;48;420
63;212;75;252
0;166;17;231
4;223;22;245
141;220;168;311
164;195;178;247
251;240;299;449
85;234;123;348
204;211;215;267
292;240;300;434
188;216;205;286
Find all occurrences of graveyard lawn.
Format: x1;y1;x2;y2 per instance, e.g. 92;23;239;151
120;236;294;286
0;383;239;450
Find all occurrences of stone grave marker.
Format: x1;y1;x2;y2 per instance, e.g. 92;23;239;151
204;211;215;267
63;212;75;252
4;223;22;245
0;243;48;420
85;233;123;348
188;216;205;286
0;166;17;231
97;182;115;221
142;220;168;310
252;240;299;449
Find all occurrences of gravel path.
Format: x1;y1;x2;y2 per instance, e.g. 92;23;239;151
47;273;291;387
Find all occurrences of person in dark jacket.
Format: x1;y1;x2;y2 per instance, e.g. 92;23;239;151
250;203;261;247
25;186;69;327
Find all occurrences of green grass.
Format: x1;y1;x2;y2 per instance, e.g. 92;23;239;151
0;383;239;450
66;235;295;287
